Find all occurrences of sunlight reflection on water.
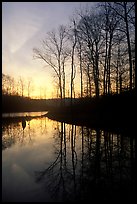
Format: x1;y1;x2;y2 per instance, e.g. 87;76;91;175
2;111;48;118
2;113;136;202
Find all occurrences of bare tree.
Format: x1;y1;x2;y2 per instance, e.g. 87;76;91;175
19;76;25;97
2;73;9;95
2;74;15;95
27;78;33;98
68;19;77;106
33;25;69;104
77;14;94;97
108;2;135;90
99;2;120;94
32;2;134;101
76;22;84;98
77;9;104;97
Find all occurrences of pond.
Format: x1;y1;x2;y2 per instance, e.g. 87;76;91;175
2;112;136;202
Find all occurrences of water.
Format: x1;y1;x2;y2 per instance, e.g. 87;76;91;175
2;111;48;118
2;112;136;202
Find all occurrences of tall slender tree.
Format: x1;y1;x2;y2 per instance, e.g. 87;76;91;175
108;2;135;90
33;25;69;103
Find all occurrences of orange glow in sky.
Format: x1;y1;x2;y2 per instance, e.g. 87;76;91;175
2;2;95;98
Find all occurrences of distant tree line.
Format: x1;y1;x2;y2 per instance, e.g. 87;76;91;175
2;94;49;113
2;73;33;98
33;2;135;102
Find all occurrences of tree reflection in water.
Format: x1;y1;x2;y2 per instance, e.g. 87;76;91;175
35;122;136;202
2;119;34;149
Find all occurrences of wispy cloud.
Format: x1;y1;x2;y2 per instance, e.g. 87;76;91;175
2;2;96;97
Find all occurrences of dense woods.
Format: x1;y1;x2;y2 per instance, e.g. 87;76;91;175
33;2;135;101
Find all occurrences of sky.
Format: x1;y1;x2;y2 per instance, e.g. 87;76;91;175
2;2;96;98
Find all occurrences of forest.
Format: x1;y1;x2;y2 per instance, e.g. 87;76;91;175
2;2;135;119
33;2;135;100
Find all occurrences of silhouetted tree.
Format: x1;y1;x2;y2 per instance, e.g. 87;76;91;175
99;2;120;94
27;78;33;98
2;74;15;95
33;2;135;99
68;19;77;106
33;25;70;103
108;2;135;90
19;76;25;97
77;8;105;97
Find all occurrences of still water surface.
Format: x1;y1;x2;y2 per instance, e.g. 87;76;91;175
2;112;136;202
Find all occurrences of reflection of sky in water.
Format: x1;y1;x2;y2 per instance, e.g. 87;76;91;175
2;111;48;118
2;117;57;202
2;116;136;202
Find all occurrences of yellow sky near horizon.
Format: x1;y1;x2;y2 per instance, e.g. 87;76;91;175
2;2;95;99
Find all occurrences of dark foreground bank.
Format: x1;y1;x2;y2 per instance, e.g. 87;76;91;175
2;89;136;133
46;89;136;133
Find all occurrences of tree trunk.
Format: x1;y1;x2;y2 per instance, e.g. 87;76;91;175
124;2;132;90
107;34;113;94
104;30;108;95
79;44;83;98
71;46;75;107
95;42;100;97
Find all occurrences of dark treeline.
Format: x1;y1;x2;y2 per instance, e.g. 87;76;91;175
2;73;34;98
2;94;47;113
2;87;136;133
47;88;136;132
2;93;76;113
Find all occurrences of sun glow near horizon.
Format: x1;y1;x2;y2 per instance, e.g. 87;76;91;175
30;76;54;99
21;73;56;99
2;2;94;99
2;2;78;100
